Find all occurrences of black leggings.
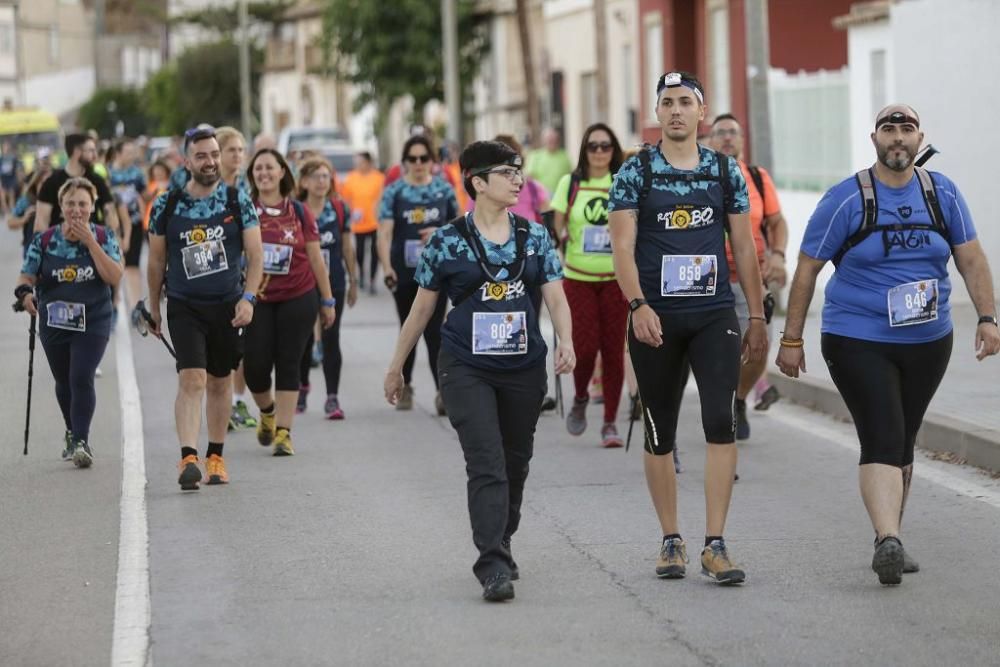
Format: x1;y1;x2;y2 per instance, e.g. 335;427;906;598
354;232;378;284
393;281;447;389
628;307;741;454
245;289;319;393
822;332;952;467
41;334;108;442
299;289;346;393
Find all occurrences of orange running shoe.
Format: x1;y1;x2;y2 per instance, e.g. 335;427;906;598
205;454;229;485
177;454;202;491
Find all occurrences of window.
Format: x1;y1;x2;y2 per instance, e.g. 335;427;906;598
48;27;59;65
870;49;886;117
580;72;598;128
708;1;731;114
644;15;663;124
0;24;12;55
623;43;637;134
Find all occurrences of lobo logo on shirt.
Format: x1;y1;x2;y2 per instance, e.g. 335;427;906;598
657;205;714;230
403;207;441;225
479;280;526;302
52;264;96;283
320;231;336;246
179;225;225;246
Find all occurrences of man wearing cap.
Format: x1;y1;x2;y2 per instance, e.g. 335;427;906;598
777;104;999;585
146;126;264;491
608;71;767;584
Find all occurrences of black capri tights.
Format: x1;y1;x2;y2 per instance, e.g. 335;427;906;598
822;332;952;467
393;281;447;389
245;289;319;393
41;333;108;442
299;289;345;393
628;307;741;455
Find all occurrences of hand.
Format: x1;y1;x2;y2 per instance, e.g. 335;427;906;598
232;299;254;328
147;305;162;337
417;226;437;244
320;304;336;329
764;254;787;287
631;305;662;347
21;293;37;316
975;322;1000;361
70;218;96;247
347;281;358;307
383;268;398;291
554;340;575;374
741;319;768;364
384;369;404;405
776;343;806;378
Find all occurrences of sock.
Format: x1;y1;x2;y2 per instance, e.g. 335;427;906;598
206;442;224;458
261;403;275;415
181;446;198;460
276;426;290;434
705;535;723;547
663;533;681;543
327;393;338;399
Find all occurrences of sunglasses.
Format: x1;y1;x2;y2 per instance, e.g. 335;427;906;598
405;154;431;164
587;141;613;153
184;126;217;150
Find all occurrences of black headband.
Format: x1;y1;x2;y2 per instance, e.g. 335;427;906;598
875;111;919;130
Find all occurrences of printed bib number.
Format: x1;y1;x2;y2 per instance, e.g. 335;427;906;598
661;255;717;297
181;240;229;280
262;243;293;275
46;301;86;332
888;279;938;327
472;311;528;355
404;239;424;268
582;226;612;254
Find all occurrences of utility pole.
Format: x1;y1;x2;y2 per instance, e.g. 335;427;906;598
94;0;105;88
238;0;252;139
515;0;540;142
442;0;461;144
594;0;609;121
744;0;773;170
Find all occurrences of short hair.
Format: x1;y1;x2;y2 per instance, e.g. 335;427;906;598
712;113;741;127
247;148;296;200
58;176;98;205
215;126;246;151
147;159;171;182
459;140;518;201
493;134;523;156
295;156;336;201
356;150;373;163
65;133;91;157
401;135;435;163
655;71;705;105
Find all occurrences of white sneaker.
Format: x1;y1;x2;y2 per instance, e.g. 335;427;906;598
95;366;103;378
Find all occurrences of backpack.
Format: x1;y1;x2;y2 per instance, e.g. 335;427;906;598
637;147;734;232
832;167;949;266
746;165;769;246
451;214;532;307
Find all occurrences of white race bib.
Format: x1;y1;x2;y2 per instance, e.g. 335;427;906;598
181;240;229;280
262;243;293;275
404;239;424;268
472;311;527;355
660;255;717;297
47;301;86;332
582;226;612;254
888;279;938;327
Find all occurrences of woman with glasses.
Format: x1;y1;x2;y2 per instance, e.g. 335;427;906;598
296;156;358;419
384;140;573;602
377;135;459;414
553;123;628;447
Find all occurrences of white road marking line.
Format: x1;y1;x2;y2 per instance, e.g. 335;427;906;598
768;403;1000;510
111;302;152;666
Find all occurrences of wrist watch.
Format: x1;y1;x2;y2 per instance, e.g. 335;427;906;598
978;314;998;326
321;297;337;307
242;292;257;305
628;298;647;313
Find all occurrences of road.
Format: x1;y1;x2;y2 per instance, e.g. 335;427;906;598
1;234;999;666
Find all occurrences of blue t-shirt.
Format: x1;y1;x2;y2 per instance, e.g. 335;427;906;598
315;198;352;292
21;223;122;275
378;175;459;222
379;175;459;284
801;170;976;343
109;165;147;223
148;183;258;235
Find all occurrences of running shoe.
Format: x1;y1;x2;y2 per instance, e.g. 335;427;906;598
310;340;323;368
396;384;413;411
272;428;294;456
71;439;93;469
700;539;746;585
177;454;202;491
95;366;103;378
872;536;904;585
435;391;447;417
368;283;376;296
566;396;588;436
61;430;74;461
481;571;515;602
257;410;276;447
540;395;557;412
656;537;688;579
902;548;920;574
296;384;310;414
735;398;750;440
204;454;229;485
601;423;623;448
325;395;344;420
501;537;519;581
754;385;780;411
230;400;257;429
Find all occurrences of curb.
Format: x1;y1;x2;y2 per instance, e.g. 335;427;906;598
766;371;1000;471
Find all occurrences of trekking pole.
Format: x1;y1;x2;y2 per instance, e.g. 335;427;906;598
625;395;638;452
914;144;938;167
23;314;36;456
131;298;177;359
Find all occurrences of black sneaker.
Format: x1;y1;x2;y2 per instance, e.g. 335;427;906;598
482;571;515;602
502;537;519;581
872;536;904;585
540;396;557;412
735;399;750;440
754;385;780;411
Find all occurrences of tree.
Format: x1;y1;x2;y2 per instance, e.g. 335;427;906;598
169;0;292;37
320;0;490;140
143;65;184;135
77;88;151;137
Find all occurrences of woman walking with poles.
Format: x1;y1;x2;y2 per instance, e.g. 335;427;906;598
13;177;123;467
244;148;336;456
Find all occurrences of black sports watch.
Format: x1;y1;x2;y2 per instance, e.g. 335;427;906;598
978;314;998;327
629;298;648;313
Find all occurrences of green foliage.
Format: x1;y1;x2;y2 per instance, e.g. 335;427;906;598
142;66;184;135
320;0;490;115
77;88;151;137
170;0;293;35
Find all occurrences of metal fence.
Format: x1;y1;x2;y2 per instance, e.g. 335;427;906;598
768;67;850;191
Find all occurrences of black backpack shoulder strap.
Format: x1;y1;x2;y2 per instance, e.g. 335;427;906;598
155;188;183;233
225;184;242;222
832;169;878;266
748;165;769;246
511;213;531;258
638;147;653;209
716;151;734;212
914;167;949;241
565;173;582;211
290;198;307;227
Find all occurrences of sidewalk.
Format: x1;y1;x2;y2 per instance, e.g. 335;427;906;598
769;298;1000;470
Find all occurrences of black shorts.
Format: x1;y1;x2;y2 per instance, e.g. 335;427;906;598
167;297;244;377
124;223;144;267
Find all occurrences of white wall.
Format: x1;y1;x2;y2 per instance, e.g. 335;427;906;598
846;19;895;171
24;67;96;118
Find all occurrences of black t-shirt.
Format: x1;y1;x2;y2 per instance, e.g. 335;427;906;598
37;168;114;227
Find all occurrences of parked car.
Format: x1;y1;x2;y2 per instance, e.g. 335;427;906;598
277;126;349;157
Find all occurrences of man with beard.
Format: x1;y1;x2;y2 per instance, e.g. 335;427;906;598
777;104;999;585
34;133;122;240
146;126;264;491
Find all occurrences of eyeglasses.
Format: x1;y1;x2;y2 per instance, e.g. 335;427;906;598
586;141;613;153
481;167;524;182
405;154;431;164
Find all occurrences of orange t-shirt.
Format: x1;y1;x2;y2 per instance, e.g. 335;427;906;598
340;169;385;235
727;161;780;281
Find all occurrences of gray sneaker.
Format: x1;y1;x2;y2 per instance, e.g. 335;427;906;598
396;384;413;411
902;548;920;574
61;430;74;461
566;397;588;436
872;536;904;585
72;439;93;469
